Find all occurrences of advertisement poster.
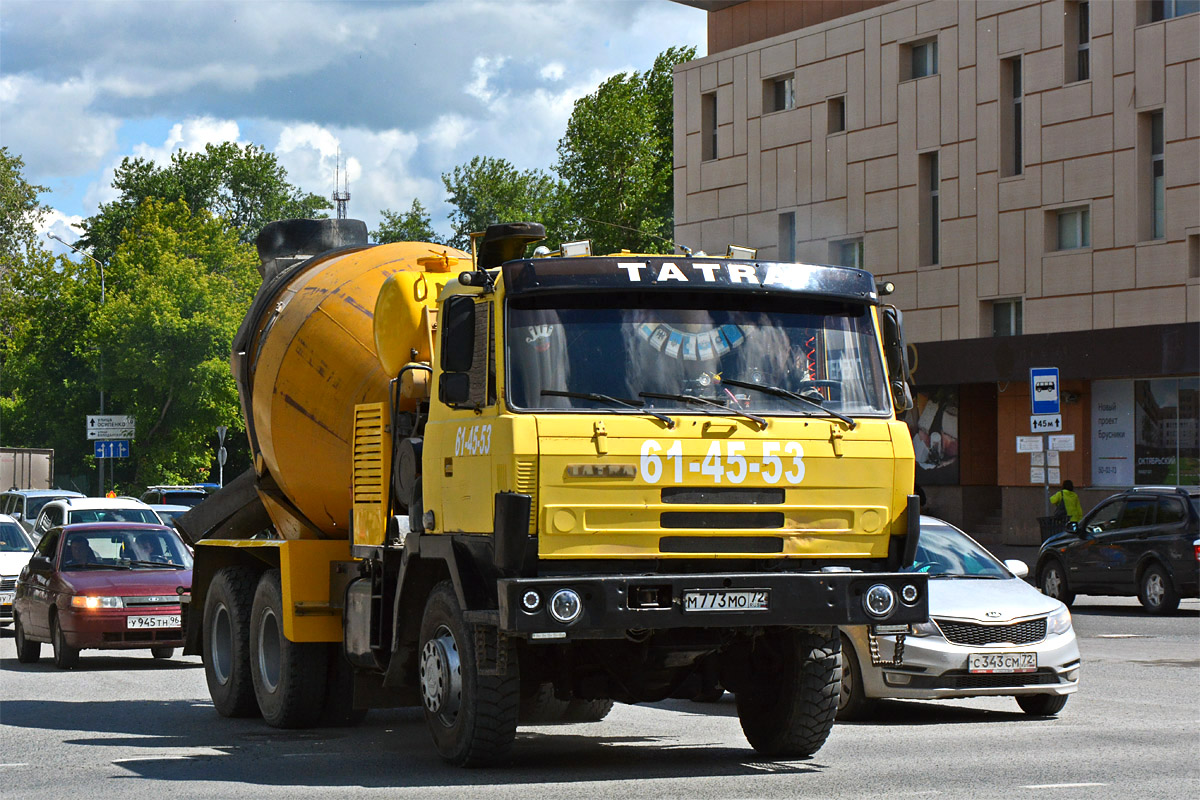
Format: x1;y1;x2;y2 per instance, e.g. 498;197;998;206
908;387;959;485
1092;380;1134;486
1135;377;1200;486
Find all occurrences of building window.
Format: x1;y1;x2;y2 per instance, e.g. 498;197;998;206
830;238;864;269
827;96;846;134
1001;57;1023;177
1148;111;1166;239
1148;0;1200;22
1055;206;1092;250
919;152;939;266
701;92;717;161
991;299;1023;337
764;75;794;113
1188;234;1199;279
902;38;938;80
1065;2;1091;82
779;212;796;261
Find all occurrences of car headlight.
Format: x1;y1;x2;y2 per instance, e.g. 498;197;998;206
70;595;124;609
1047;605;1073;636
909;619;941;638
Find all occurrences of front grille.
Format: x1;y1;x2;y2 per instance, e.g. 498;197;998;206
936;618;1047;646
660;511;784;529
0;607;12;620
661;487;785;505
102;630;181;643
124;598;181;608
660;535;784;554
903;668;1062;690
0;577;16;591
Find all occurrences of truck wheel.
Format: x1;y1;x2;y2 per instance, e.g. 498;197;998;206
13;615;41;663
249;569;328;728
563;698;614;723
51;615;80;670
319;644;369;727
1138;563;1180;615
736;626;840;758
203;566;259;717
836;634;875;721
519;682;569;723
1016;693;1068;716
691;684;726;703
419;580;520;766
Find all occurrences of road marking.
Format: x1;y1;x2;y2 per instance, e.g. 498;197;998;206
0;764;30;769
112;747;226;763
1096;634;1148;639
1022;783;1109;789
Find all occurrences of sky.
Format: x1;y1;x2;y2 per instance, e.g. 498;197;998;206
0;0;706;251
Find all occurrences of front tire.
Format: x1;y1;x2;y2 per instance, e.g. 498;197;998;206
51;615;79;670
836;634;875;721
151;646;174;660
1138;563;1180;615
419;581;520;766
203;566;259;718
249;569;328;728
1038;560;1075;607
13;615;41;663
562;698;614;723
736;627;840;758
1017;693;1068;716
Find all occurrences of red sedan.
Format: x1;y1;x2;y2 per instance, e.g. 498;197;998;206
12;522;192;668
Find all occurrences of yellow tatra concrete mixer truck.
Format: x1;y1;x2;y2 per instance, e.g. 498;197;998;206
179;217;928;766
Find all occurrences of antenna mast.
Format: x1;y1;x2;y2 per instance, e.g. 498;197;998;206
332;148;351;220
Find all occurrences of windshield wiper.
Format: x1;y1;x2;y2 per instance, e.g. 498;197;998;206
720;377;856;430
542;390;675;428
639;391;767;430
68;563;131;571
124;559;186;570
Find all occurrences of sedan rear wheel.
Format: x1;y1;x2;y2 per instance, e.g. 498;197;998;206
1038;560;1075;607
14;615;41;663
51;615;80;670
1016;693;1068;716
836;634;875;721
1138;563;1180;615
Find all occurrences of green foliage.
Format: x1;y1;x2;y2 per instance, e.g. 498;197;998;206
0;147;48;281
372;199;442;244
78;142;329;263
554;46;695;255
441;156;574;251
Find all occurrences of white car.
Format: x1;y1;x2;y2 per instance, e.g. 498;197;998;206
147;504;190;526
0;489;85;535
0;513;36;626
838;516;1080;719
30;497;161;542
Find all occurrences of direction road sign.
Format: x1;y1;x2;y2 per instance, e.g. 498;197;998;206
87;415;135;440
1030;414;1063;433
1030;367;1060;415
93;440;130;459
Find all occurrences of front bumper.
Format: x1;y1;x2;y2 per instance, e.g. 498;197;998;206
59;606;185;650
498;571;927;638
845;625;1081;699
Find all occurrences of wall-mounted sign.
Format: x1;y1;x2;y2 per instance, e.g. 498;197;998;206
1017;436;1044;453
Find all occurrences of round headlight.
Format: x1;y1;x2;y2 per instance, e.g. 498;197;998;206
521;590;541;612
863;584;896;619
548;588;583;624
901;583;919;604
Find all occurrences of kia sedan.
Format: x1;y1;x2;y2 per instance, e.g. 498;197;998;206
1;514;36;626
838;516;1079;720
12;522;192;668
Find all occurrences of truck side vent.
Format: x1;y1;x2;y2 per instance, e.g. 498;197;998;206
660;536;784;554
661;512;784;529
515;459;538;532
661;487;785;505
353;406;386;504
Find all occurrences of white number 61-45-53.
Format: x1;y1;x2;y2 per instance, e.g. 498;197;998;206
639;440;804;485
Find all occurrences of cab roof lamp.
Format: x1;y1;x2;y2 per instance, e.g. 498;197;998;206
876;280;896;296
726;245;757;260
561;240;592;258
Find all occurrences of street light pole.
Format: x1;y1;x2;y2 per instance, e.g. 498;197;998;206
47;233;107;495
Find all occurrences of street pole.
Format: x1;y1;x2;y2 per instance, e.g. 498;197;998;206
216;425;228;488
47;233;106;495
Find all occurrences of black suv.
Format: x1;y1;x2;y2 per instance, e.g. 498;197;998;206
1036;486;1199;614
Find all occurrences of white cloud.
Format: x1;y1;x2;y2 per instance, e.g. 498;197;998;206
132;117;244;166
0;74;120;177
540;62;566;82
465;56;508;104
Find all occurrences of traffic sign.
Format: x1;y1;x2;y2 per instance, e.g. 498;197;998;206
1030;414;1063;433
87;414;135;440
1030;367;1060;415
93;440;130;459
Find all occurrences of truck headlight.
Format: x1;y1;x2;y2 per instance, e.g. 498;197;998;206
1047;605;1073;636
70;595;123;609
549;589;582;624
863;584;896;619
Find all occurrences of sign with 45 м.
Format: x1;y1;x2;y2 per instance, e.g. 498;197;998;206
1030;367;1060;415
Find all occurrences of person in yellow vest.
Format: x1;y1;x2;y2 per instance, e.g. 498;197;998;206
1050;480;1083;524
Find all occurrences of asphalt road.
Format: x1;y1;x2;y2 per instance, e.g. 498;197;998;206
2;595;1197;800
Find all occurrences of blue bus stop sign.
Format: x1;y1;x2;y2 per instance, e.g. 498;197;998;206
1030;367;1060;415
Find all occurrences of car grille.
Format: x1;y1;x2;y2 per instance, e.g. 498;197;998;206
102;630;181;643
0;607;11;620
0;577;16;591
905;669;1062;690
124;597;180;608
935;618;1047;646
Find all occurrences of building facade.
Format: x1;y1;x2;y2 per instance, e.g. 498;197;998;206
673;0;1199;542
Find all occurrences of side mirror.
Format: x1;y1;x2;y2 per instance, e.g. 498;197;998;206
1004;559;1029;580
28;555;52;573
1066;521;1080;535
880;306;913;412
439;372;471;406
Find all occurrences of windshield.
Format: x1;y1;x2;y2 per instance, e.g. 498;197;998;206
68;508;160;525
902;520;1011;578
163;492;207;507
60;529;193;571
506;293;889;416
0;522;32;552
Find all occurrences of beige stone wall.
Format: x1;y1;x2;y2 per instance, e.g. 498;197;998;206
674;0;1200;343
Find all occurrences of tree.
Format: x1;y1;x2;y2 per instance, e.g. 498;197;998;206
0;147;47;281
373;199;442;244
441;156;573;251
555;46;696;255
78;142;329;263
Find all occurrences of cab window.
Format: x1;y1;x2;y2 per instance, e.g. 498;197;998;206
1085;500;1123;533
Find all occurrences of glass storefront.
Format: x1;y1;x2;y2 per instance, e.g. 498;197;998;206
1092;377;1200;487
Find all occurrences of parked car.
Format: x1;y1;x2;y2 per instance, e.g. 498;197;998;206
1;514;36;627
1036;486;1200;614
139;485;209;508
0;489;85;536
30;497;161;543
147;504;190;527
12;522;193;667
838;516;1079;720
